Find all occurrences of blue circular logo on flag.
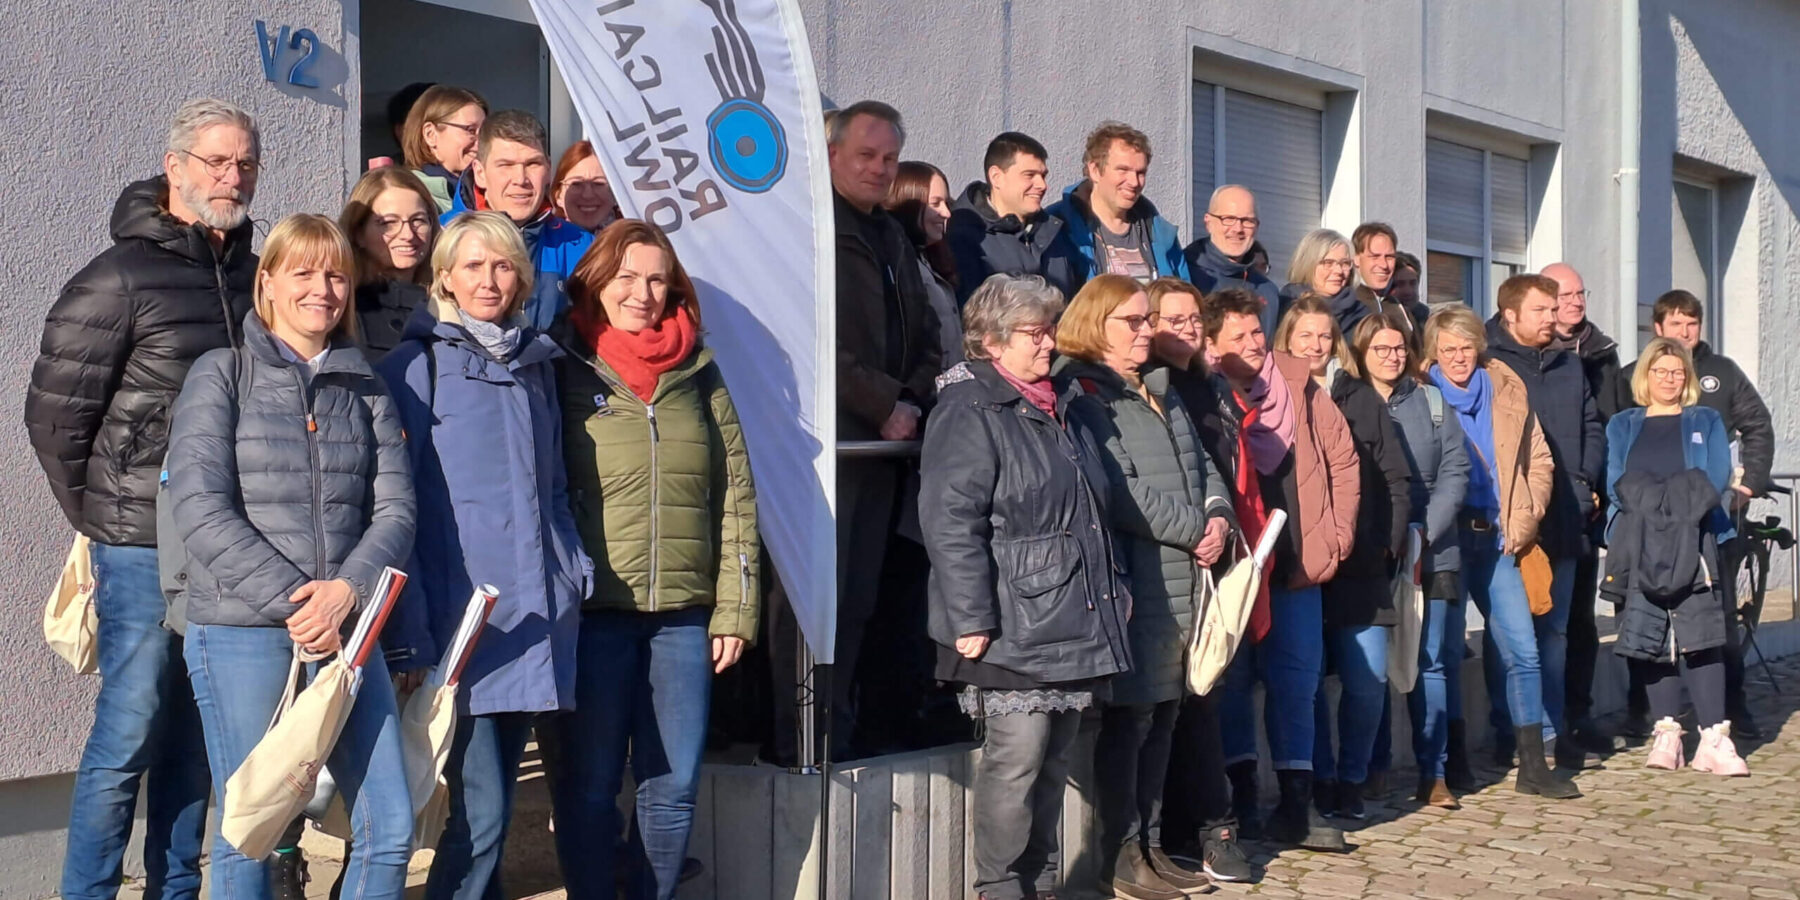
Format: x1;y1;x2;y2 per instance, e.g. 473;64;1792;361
707;98;787;194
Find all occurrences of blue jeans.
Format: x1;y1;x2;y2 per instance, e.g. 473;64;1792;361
1408;598;1466;778
552;607;712;900
185;624;412;899
63;543;210;900
1312;625;1389;784
427;712;535;900
1463;532;1546;745
1483;555;1574;744
1219;586;1324;771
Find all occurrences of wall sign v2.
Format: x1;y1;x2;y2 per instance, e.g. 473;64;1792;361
256;20;322;89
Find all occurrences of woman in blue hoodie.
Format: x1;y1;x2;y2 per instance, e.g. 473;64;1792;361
379;211;591;900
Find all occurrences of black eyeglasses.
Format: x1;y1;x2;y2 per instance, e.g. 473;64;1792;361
1369;345;1408;360
1206;213;1260;230
432;119;482;137
1107;313;1158;332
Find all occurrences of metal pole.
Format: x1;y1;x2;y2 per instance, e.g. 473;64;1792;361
817;662;832;900
796;641;817;771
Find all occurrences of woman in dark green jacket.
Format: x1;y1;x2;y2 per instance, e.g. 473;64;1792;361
550;220;758;900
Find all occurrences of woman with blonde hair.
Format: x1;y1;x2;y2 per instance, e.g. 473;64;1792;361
341;166;440;359
167;214;416;897
1279;229;1362;333
1055;273;1233;897
401;85;489;212
1605;338;1745;775
1424;305;1578;799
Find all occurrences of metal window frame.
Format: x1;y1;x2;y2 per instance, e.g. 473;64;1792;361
1672;174;1723;349
1426;143;1528;318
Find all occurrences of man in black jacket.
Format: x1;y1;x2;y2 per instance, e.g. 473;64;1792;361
23;98;258;900
1184;184;1282;334
1485;274;1606;771
946;131;1077;302
1611;289;1775;739
1542;262;1622;750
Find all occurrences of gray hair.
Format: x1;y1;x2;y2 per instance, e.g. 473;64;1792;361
1285;227;1353;287
962;274;1064;360
166;98;260;160
826;100;906;149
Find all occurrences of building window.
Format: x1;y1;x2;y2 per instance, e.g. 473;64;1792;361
1425;138;1528;316
1669;177;1721;348
1192;80;1323;280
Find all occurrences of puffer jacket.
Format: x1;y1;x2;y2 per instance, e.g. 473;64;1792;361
1458;361;1555;553
444;173;594;332
1057;359;1235;705
24;176;256;546
554;324;760;640
1382;378;1470;576
1264;352;1361;588
920;361;1132;685
165;312;416;627
378;297;592;714
1325;365;1413;627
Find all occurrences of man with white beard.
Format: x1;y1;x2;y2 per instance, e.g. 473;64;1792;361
24;97;261;900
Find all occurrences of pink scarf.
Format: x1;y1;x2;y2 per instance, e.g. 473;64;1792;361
1207;349;1295;475
994;361;1058;418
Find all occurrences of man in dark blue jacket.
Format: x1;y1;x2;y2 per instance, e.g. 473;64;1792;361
947;132;1077;302
1184;184;1281;334
1485;273;1606;771
1047;122;1189;289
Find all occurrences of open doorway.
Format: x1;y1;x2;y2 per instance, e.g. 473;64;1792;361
359;0;583;166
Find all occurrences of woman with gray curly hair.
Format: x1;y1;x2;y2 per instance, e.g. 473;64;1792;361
920;274;1132;900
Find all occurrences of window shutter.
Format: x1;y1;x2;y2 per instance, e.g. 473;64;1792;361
1191;81;1217;227
1426;138;1484;251
1221;89;1321;281
1491;153;1529;258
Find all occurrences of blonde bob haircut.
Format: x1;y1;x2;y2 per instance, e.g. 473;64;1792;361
1055;273;1147;363
254;214;359;341
430;212;533;320
1423;304;1488;365
1285;228;1353;289
1631;337;1701;408
1273;293;1356;375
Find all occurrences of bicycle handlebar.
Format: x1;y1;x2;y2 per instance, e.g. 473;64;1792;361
1767;483;1792;496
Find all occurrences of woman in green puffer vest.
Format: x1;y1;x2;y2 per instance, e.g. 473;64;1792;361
547;219;758;900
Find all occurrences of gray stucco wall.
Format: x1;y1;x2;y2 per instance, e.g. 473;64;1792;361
0;0;360;784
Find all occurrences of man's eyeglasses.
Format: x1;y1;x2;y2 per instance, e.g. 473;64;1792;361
1207;213;1260;230
376;215;435;238
432;119;482;138
1559;289;1592;301
1108;313;1159;332
182;150;260;179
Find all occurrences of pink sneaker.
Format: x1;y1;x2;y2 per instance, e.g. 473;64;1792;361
1692;722;1750;776
1646;717;1685;770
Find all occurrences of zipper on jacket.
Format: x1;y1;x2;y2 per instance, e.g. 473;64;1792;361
646;402;660;608
215;258;239;348
298;369;328;581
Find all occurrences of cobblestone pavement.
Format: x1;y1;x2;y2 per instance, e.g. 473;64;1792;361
1226;654;1800;899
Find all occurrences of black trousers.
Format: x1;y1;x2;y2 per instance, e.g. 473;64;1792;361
1565;552;1601;724
1628;539;1752;720
1161;692;1238;848
1095;700;1182;854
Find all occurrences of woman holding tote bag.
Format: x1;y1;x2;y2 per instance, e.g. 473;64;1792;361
167;214;417;899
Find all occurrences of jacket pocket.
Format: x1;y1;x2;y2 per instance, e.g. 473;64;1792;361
997;533;1088;649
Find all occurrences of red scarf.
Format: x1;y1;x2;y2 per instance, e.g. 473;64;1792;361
994;362;1058;418
575;305;698;401
1232;398;1276;642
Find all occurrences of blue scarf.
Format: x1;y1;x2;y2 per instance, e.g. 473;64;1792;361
1431;364;1500;520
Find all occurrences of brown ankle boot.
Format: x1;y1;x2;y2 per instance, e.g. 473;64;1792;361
1108;843;1187;900
1416;775;1460;809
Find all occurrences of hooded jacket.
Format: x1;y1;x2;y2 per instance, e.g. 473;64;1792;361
553;322;760;640
25;177;257;546
946;181;1077;302
1046;181;1189;289
920;361;1132;686
1324;366;1414;626
444;171;594;332
835;191;943;439
1610;341;1774;495
1056;359;1235;705
1187;237;1283;333
1260;352;1361;588
165;312;416;628
377;297;592;714
1382;377;1471;577
1485;315;1605;558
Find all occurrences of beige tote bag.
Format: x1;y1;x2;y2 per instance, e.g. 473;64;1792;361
1387;527;1427;692
1187;509;1287;697
44;535;99;675
220;654;355;859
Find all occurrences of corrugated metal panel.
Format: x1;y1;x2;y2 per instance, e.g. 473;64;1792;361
1221;89;1321;280
1427;138;1484;249
1491;153;1530;257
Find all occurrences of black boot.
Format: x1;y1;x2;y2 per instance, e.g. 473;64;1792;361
1553;734;1596;771
1444;720;1477;792
1265;770;1346;852
1512;727;1580;799
1225;761;1263;841
269;849;310;900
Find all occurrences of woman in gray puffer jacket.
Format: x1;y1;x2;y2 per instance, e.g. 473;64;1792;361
1056;274;1235;899
1351;313;1470;809
167;215;416;899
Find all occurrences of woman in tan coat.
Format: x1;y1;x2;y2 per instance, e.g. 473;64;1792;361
1423;306;1578;800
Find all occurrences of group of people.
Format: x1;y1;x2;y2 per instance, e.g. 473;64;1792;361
28;96;743;900
814;102;1776;900
23;86;1779;900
